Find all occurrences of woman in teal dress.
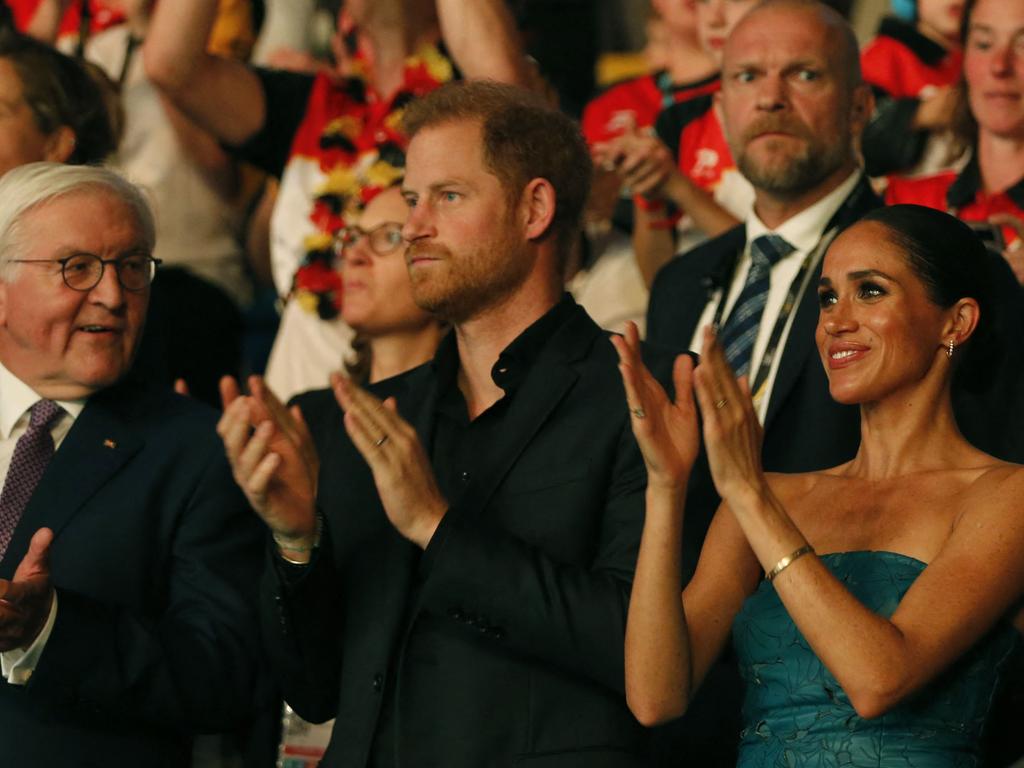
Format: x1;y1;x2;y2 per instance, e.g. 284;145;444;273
614;204;1024;766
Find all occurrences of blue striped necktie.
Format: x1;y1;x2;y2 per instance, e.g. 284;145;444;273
718;234;796;377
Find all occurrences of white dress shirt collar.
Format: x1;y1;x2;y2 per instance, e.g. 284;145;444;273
745;170;863;252
0;362;87;439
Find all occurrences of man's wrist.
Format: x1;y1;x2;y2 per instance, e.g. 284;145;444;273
273;513;323;565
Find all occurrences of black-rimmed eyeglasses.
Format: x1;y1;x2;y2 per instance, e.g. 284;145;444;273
332;222;405;259
10;253;162;292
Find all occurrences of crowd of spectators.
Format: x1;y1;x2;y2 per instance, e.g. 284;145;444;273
0;0;1022;766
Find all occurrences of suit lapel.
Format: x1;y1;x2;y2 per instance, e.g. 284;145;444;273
455;306;594;518
0;396;142;577
686;227;746;342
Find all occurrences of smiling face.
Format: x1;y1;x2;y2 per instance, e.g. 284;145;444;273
341;186;436;336
815;221;956;405
0;190;150;400
719;3;867;202
401;119;531;324
964;0;1024;140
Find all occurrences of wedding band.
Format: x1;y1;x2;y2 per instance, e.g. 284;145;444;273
630;406;646;419
714;398;728;410
374;435;389;447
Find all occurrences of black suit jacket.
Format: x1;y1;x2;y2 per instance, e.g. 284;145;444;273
0;380;265;767
263;304;668;768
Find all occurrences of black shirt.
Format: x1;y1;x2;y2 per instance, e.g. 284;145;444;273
368;294;578;768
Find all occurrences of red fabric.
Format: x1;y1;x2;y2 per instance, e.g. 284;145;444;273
581;73;720;146
886;171;1023;247
284;45;454;317
861;34;961;99
675;103;734;194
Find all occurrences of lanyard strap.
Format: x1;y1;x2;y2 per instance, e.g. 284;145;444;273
711;227;839;405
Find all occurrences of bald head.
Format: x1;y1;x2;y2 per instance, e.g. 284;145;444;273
726;0;862;91
717;0;871;211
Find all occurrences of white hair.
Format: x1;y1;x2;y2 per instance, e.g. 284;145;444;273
0;163;155;278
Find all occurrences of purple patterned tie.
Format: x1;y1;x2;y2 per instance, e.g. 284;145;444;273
0;400;63;559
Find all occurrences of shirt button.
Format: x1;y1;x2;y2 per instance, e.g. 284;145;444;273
460;471;470;483
372;674;384;693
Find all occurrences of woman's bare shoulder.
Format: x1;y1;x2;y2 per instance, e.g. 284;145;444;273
963;459;1024;503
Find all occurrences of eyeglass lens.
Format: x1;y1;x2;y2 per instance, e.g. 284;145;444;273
63;253;155;291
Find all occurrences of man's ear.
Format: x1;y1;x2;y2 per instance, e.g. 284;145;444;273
0;280;8;328
849;84;875;140
522;178;557;241
43;126;77;164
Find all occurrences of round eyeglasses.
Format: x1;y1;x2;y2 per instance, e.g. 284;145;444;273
333;222;405;259
11;253;162;292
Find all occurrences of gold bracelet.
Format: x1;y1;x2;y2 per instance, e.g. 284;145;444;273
765;543;814;582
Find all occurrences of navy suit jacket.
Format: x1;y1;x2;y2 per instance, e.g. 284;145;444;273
0;379;265;767
262;303;671;768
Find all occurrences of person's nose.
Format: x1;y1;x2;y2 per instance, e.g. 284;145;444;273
402;200;435;243
755;73;787;112
88;260;127;310
989;41;1015;78
342;236;374;267
821;299;858;336
705;0;725;27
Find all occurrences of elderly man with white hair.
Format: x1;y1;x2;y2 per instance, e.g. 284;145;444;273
0;162;264;766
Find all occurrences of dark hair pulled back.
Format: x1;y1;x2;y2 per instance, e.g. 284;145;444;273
860;204;1002;394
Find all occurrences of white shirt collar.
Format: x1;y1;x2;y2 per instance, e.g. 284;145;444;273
745;170;862;253
0;362;87;440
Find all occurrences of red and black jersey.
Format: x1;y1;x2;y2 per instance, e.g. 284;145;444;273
581;71;720;146
862;16;961;100
886;155;1024;249
861;17;962;177
654;86;734;197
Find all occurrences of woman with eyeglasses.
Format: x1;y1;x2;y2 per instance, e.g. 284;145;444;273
337;183;446;386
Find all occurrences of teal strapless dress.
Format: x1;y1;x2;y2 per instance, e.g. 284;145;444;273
732;551;1020;767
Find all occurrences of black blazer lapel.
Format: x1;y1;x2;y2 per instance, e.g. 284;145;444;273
686;227;746;343
1;399;142;577
454;306;596;520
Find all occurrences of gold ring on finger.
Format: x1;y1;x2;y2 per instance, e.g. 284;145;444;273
630;406;646;419
714;398;728;410
374;435;389;448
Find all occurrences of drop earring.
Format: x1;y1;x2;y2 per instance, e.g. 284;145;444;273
946;338;955;358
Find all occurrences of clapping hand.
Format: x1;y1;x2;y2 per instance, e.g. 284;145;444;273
691;327;767;505
217;376;319;557
0;528;55;651
330;374;447;549
611;322;699;491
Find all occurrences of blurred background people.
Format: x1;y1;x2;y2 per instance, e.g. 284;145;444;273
886;0;1024;286
144;0;529;402
861;0;965;176
338;182;446;386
